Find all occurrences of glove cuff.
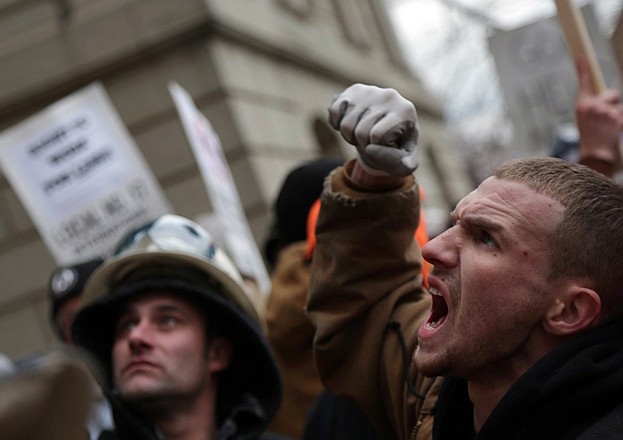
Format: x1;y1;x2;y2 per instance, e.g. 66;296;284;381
356;156;393;177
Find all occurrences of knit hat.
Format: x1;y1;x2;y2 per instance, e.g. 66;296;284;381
264;159;342;267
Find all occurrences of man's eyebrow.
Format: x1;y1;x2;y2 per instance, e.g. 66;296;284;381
452;208;503;231
153;303;185;313
116;302;185;319
461;214;503;232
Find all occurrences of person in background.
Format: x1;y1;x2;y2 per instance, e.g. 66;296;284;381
50;258;104;344
307;83;623;439
72;214;286;440
0;349;96;440
263;159;342;439
49;258;114;440
574;56;623;178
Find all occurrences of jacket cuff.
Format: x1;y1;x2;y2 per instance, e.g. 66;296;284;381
332;159;416;196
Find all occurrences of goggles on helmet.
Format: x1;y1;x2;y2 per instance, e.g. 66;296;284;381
81;214;260;323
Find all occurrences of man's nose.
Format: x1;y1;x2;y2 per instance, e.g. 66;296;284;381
127;320;153;353
421;227;458;269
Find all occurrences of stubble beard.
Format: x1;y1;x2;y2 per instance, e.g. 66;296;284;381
413;344;455;378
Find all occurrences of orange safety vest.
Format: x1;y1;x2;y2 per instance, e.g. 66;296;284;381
304;189;432;288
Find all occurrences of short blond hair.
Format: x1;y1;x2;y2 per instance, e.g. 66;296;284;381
495;157;623;320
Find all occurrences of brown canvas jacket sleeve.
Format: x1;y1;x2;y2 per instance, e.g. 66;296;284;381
307;160;439;440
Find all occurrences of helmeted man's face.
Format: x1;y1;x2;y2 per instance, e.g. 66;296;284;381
415;177;565;383
112;292;230;406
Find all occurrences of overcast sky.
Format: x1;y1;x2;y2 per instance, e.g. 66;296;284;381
385;0;623;182
388;0;623;123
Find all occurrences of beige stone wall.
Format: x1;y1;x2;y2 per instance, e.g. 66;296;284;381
0;0;472;359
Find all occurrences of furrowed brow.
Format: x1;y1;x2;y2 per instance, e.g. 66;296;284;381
461;214;503;232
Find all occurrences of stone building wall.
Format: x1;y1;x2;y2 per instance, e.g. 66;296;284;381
0;0;471;358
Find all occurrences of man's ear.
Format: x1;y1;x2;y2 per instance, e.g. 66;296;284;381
543;286;601;336
207;337;233;373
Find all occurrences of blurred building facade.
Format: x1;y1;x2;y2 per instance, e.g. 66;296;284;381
0;0;471;358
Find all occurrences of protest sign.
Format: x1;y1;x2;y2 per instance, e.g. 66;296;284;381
0;83;171;263
168;82;270;295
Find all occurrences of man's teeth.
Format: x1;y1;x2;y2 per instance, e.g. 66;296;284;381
429;287;442;296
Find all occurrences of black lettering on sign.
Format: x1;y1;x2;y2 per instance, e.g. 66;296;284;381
72;116;89;130
73;149;112;178
58;210;102;242
28;127;67;157
48;139;88;165
102;195;124;215
43;173;71;193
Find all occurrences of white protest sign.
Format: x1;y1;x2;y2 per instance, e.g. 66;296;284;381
168;82;271;296
0;83;172;264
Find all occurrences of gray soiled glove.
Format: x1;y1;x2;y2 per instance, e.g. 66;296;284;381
327;83;420;177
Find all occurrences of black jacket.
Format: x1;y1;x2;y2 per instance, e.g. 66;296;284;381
433;319;623;439
303;390;381;440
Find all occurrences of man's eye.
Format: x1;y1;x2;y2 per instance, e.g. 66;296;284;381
480;231;496;247
159;316;180;328
115;318;137;338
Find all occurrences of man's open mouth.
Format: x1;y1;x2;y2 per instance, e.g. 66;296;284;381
425;287;448;330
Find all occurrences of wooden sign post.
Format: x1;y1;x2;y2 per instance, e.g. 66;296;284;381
555;0;623;165
554;0;606;93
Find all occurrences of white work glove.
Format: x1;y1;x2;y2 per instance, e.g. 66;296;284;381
328;83;420;177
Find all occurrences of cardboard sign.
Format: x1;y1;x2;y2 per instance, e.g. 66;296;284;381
0;83;172;263
168;82;270;295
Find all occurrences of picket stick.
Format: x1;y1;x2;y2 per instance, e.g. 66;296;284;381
554;0;606;93
554;0;623;165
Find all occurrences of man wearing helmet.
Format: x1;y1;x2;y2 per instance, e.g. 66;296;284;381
72;215;285;440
